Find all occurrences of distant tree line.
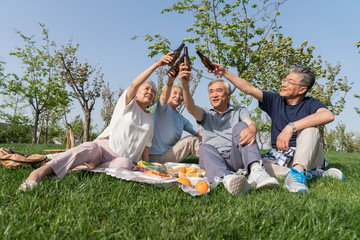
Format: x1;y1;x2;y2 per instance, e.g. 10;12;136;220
0;0;359;153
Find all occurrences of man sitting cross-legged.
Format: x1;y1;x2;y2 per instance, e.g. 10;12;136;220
178;64;279;196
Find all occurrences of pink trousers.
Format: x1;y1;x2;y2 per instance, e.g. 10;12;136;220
47;138;134;179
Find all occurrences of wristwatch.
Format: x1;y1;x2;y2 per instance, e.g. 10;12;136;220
288;122;297;133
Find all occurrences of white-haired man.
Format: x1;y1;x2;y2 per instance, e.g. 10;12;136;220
178;64;279;196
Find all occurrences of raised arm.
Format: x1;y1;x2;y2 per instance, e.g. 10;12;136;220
209;63;264;102
178;64;204;122
159;68;176;105
126;53;173;105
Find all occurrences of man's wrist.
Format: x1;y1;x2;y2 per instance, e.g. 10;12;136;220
288;122;297;133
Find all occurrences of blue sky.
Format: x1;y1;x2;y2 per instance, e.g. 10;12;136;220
0;0;359;134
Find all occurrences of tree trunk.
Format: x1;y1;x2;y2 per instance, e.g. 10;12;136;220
83;110;91;142
32;112;40;144
37;116;44;144
44;113;49;144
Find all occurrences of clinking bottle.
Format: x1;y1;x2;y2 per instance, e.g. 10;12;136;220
196;50;215;71
183;47;191;71
169;43;185;66
167;56;183;78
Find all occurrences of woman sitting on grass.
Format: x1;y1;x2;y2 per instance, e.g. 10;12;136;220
18;54;173;192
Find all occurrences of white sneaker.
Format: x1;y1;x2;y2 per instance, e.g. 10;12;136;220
222;174;251;196
17;180;38;193
285;168;312;193
309;168;345;180
248;164;280;189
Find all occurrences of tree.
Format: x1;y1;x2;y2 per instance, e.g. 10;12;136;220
151;67;201;114
0;93;32;143
100;82;124;129
0;59;6;84
324;122;360;153
355;41;360;116
57;41;104;142
3;23;68;144
135;0;352;147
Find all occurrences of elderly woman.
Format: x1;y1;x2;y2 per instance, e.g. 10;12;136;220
18;54;173;192
149;68;201;164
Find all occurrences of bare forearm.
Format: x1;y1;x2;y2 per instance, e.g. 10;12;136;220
127;63;159;100
141;147;150;162
292;108;334;132
160;77;175;105
182;83;203;121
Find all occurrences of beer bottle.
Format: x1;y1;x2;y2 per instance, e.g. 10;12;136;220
169;43;185;66
167;56;183;78
183;47;191;71
196;50;215;71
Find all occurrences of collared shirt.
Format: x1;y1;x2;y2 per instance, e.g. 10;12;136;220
197;105;250;152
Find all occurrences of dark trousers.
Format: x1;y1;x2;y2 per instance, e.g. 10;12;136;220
199;122;261;182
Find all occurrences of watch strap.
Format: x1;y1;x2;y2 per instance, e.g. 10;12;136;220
288;122;297;133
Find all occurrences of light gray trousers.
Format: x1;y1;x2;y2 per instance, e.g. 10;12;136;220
199;122;262;183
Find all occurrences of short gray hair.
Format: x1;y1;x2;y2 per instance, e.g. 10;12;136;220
145;79;157;96
290;66;316;92
208;78;231;94
144;79;157;105
172;81;182;90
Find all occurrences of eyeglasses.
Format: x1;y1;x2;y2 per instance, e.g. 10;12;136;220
282;78;305;87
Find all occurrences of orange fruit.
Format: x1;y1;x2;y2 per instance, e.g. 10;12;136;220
178;167;187;178
179;167;187;174
177;177;192;187
186;172;202;177
194;181;208;194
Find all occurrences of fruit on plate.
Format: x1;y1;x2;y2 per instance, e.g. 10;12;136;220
178;167;204;178
177;177;192;187
194;181;209;194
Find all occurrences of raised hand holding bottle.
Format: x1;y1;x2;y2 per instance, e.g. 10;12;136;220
196;50;215;71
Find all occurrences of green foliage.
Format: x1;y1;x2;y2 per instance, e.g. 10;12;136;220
2;23;70;144
324;122;360;153
151;67;201;114
100;83;124;130
134;0;352;148
355;41;360;116
310;61;352;116
57;41;104;142
0;113;32;143
355;94;360;116
0;149;359;239
0;59;7;84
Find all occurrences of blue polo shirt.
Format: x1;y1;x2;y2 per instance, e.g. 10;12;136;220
197;105;251;152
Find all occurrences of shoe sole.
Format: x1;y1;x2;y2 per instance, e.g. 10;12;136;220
256;178;280;189
17;180;38;193
284;183;309;193
227;175;251;196
324;168;345;180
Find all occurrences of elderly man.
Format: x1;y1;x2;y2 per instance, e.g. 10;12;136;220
178;64;279;196
208;63;344;193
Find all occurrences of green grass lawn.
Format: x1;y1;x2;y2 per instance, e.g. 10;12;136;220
1;144;359;239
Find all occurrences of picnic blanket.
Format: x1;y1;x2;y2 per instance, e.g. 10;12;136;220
44;153;210;196
88;162;210;196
